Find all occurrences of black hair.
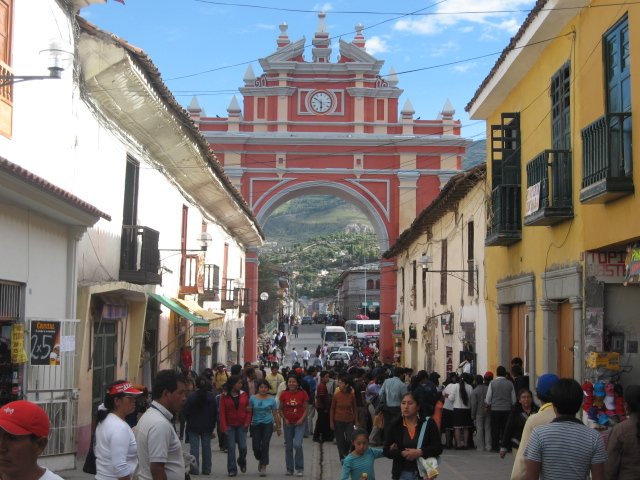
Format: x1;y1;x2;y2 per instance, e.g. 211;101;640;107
338;373;354;394
511;357;523;367
474;375;484;388
225;375;243;394
517;388;533;400
496;366;507;377
350;427;369;449
402;390;421;408
623;385;640;439
96;379;129;424
393;367;405;378
286;373;300;388
256;379;270;391
550;378;583;415
511;364;524;377
458;374;469;407
230;364;242;376
152;370;186;400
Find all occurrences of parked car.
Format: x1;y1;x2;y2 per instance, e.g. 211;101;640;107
301;316;313;325
326;351;351;368
334;346;362;359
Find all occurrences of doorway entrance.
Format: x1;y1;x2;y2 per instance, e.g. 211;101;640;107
92;322;116;413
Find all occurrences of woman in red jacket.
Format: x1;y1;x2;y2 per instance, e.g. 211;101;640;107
219;374;252;477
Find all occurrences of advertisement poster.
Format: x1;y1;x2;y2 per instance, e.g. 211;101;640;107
10;324;28;364
30;321;61;366
585;307;604;352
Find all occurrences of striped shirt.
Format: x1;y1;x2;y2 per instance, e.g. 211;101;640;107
524;418;607;479
341;447;385;480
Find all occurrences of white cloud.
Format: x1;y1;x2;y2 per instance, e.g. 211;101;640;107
313;2;333;12
452;63;473;73
430;41;458;57
365;36;389;55
394;0;534;36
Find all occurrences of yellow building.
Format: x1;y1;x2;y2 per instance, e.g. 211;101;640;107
467;0;640;386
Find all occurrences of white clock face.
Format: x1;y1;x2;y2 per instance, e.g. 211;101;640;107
309;91;333;113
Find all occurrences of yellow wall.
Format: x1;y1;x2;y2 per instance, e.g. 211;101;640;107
482;2;640;374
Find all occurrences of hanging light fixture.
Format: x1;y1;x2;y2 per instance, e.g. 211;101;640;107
0;39;73;87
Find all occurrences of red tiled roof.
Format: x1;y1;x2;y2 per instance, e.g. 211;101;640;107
465;0;549;113
0;156;111;221
383;164;486;258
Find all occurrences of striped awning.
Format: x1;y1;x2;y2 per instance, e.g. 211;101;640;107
102;304;127;319
147;293;208;326
174;298;224;322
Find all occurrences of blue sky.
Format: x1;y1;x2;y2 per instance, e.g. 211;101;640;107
83;0;536;141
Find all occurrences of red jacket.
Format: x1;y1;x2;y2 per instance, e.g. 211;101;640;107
219;390;251;432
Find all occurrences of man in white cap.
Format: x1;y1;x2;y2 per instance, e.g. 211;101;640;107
0;400;63;480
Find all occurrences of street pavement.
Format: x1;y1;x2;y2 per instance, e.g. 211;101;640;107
56;324;516;478
57;434;515;479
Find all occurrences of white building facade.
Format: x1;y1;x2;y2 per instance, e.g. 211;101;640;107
383;165;487;376
0;0;262;469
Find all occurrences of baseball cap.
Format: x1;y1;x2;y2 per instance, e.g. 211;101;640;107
0;400;50;438
107;381;143;396
536;374;559;398
483;371;493;380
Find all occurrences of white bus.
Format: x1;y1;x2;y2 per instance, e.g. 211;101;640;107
344;319;380;340
321;326;348;349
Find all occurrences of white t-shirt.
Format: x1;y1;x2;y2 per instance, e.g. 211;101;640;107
40;469;64;480
135;402;184;480
448;383;474;409
301;350;311;360
95;412;138;479
443;383;456;410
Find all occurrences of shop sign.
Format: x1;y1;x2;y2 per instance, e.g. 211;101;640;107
440;312;453;335
624;243;640;285
525;182;540;215
10;324;28;364
30;321;61;366
585;251;626;281
200;346;212;356
193;324;209;338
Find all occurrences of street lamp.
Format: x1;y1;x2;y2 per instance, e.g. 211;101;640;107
160;232;213;253
0;40;73;87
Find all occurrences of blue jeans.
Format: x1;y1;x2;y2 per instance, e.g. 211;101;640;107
283;423;305;473
226;426;247;474
399;470;420;480
251;422;274;466
188;431;212;474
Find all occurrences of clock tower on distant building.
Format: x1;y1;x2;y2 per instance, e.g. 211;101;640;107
191;13;467;364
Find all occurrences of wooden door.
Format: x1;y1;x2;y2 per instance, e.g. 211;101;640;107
509;304;526;361
557;301;574;378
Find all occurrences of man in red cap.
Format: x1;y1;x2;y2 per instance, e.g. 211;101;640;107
0;400;63;480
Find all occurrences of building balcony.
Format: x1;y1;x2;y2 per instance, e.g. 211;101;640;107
180;254;199;295
524;149;573;226
200;264;220;301
581;113;634;204
220;286;251;313
486;184;521;246
119;225;161;285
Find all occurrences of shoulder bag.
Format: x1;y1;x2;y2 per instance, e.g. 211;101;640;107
415;417;440;480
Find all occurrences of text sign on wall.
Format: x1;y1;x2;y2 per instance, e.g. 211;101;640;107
585;251;626;282
30;321;61;366
525;182;541;216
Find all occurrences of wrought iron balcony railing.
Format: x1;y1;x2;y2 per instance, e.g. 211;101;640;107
524;149;573;226
119;225;161;285
486;183;521;246
581;112;634;203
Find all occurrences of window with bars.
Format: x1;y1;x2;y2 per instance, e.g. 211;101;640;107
0;280;22;321
551;62;571;150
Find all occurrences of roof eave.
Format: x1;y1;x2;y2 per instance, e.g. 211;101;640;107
466;0;588;118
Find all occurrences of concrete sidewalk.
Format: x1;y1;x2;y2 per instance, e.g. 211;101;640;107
58;434;515;479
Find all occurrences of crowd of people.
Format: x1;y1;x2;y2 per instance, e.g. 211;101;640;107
3;344;638;480
70;350;639;479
